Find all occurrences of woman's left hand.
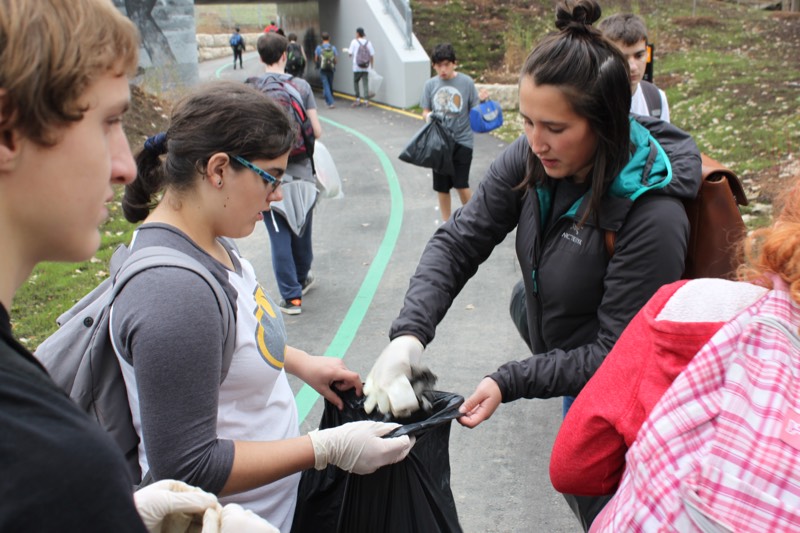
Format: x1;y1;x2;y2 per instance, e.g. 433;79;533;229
285;347;362;410
457;377;502;428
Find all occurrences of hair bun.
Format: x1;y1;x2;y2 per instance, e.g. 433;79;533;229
555;0;602;32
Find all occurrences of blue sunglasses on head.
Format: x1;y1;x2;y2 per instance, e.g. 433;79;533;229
230;155;282;192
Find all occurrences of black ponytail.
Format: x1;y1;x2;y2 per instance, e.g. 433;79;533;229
123;135;167;223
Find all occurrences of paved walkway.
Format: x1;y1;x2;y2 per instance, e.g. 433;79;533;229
202;54;580;533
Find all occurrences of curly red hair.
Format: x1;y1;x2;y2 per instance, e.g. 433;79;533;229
738;181;800;307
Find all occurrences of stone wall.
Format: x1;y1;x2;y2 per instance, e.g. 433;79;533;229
475;84;519;111
197;33;262;62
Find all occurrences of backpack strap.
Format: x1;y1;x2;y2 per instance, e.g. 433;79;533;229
111;245;235;382
113;245;237;490
639;81;663;119
700;153;748;206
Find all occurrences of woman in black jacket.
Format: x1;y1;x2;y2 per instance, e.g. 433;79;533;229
363;1;701;430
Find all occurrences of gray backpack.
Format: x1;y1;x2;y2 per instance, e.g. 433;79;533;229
355;39;371;68
639;80;663;119
35;244;235;484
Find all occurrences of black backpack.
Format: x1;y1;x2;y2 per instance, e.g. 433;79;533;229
639;80;664;119
286;42;306;75
246;74;316;165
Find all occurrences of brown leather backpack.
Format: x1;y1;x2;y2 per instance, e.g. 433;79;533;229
606;153;749;279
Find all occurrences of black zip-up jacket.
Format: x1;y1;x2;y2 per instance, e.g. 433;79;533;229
390;116;702;401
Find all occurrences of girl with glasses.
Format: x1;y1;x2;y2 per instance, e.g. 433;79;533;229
116;81;413;531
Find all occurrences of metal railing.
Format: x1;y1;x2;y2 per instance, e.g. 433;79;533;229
384;0;413;49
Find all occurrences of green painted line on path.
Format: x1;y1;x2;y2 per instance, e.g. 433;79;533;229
294;115;404;423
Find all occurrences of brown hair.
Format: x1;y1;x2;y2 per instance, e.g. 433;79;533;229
598;13;649;46
519;0;631;226
123;82;296;223
738;181;800;306
257;32;288;66
0;0;139;146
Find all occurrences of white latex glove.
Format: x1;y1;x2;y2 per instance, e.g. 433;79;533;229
202;503;279;533
308;420;415;474
424;111;443;124
363;335;424;417
134;479;218;533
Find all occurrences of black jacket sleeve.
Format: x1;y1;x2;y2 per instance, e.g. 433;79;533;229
490;193;689;401
389;136;530;345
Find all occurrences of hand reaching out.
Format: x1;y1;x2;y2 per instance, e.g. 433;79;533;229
285;347;362;410
458;377;502;428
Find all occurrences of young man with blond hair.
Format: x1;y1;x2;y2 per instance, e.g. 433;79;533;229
0;1;279;530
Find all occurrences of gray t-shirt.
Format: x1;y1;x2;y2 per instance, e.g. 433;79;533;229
420;72;480;148
110;224;300;530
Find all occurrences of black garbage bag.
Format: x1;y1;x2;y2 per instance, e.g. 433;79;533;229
398;116;456;177
291;388;464;533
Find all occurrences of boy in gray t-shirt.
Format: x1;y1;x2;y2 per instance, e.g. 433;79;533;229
420;43;488;222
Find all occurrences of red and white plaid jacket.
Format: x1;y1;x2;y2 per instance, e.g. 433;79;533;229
592;283;800;532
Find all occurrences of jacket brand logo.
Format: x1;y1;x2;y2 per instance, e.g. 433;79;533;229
561;223;583;246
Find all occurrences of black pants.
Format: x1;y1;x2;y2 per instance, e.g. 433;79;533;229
232;48;243;68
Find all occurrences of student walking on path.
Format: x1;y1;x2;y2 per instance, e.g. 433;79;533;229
347;27;374;107
314;32;339;108
420;43;489;222
230;26;245;70
249;32;323;316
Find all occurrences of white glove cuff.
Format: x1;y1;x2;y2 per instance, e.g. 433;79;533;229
308;430;328;470
392;335;424;365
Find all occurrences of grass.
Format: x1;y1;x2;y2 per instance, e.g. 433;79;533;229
11;196;135;348
195;3;278;33
11;1;798;348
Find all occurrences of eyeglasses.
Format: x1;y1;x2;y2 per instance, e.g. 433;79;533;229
230;155;282;192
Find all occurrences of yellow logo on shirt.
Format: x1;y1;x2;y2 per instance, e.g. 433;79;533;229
253;285;284;369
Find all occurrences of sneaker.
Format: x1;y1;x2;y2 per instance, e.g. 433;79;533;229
301;272;316;295
351;100;361;108
361;101;370;107
279;298;302;315
327;103;336;109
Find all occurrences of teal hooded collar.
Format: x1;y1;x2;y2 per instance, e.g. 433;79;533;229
537;116;673;229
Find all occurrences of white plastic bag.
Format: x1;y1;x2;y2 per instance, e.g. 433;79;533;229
312;141;343;199
368;68;383;99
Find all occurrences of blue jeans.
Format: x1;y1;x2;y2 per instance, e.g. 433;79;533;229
320;69;335;106
562;396;575;418
264;209;314;301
